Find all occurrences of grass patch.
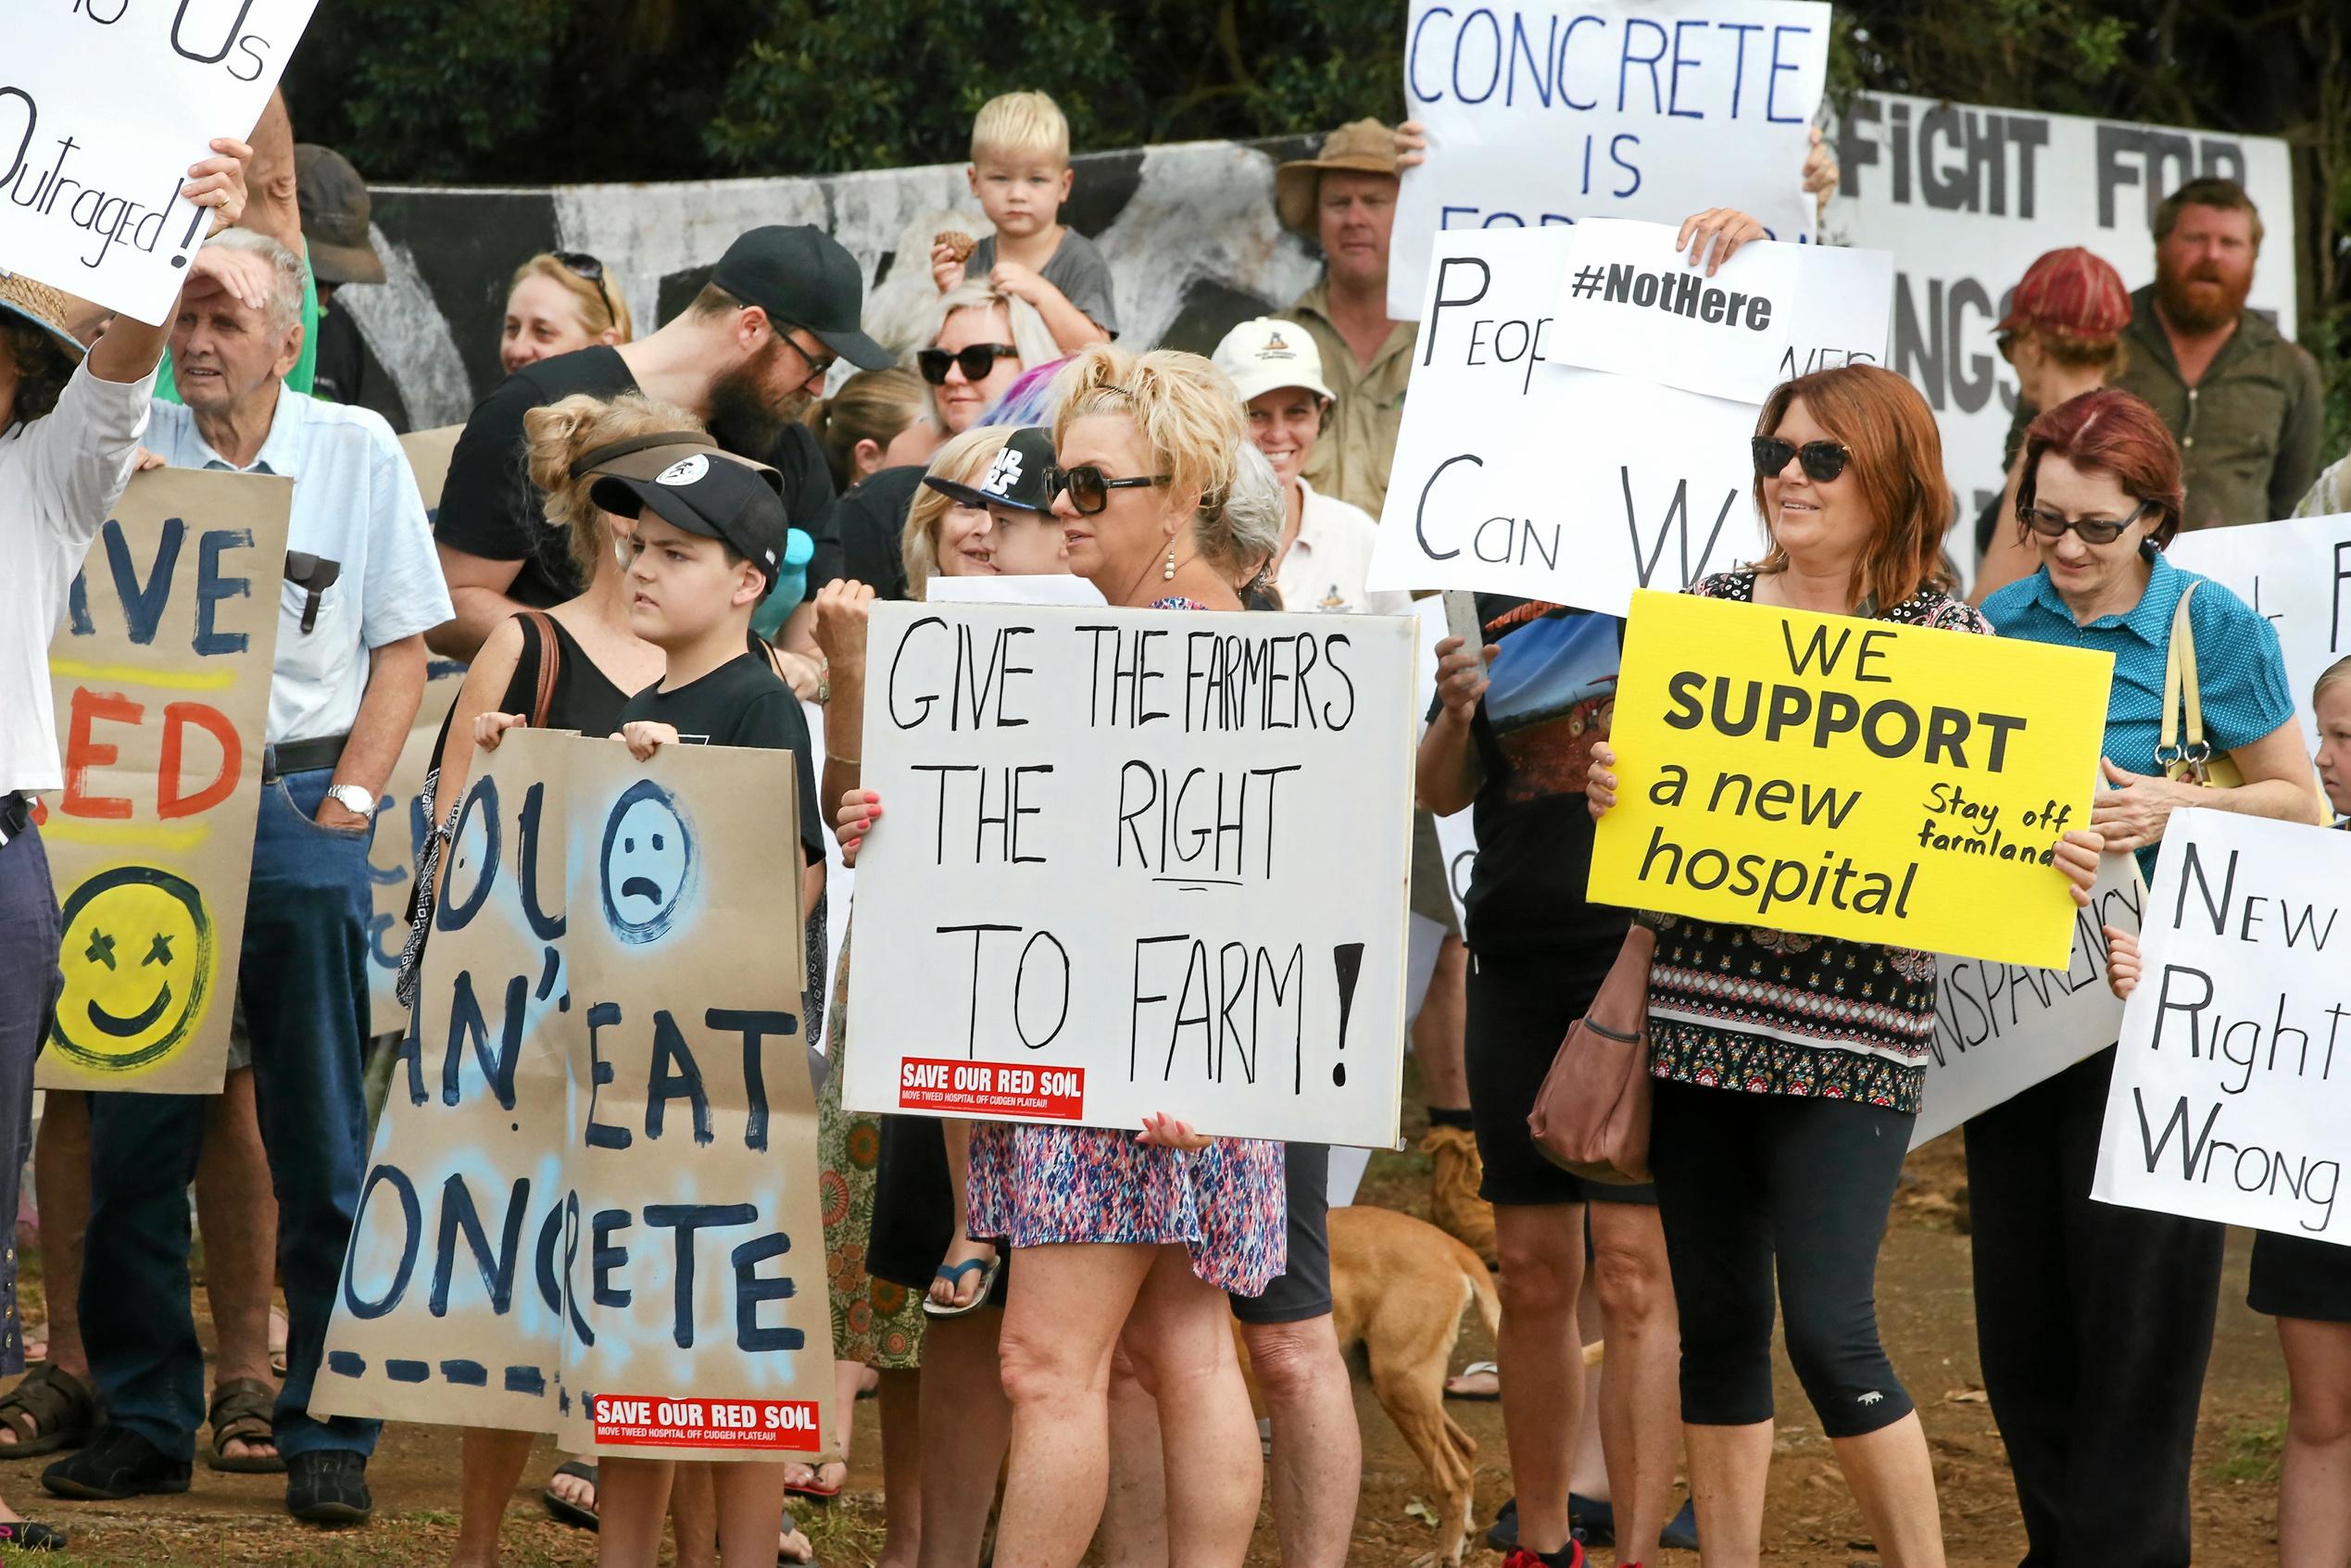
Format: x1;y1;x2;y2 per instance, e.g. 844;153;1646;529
2218;1416;2286;1485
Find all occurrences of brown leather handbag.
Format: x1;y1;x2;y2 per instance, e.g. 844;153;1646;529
1527;923;1658;1185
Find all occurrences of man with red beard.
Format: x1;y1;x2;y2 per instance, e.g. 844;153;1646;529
2115;177;2323;533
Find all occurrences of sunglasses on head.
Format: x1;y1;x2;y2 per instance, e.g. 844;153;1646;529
918;344;1020;385
2018;498;2151;546
551;251;615;327
1050;463;1172;516
1751;436;1852;483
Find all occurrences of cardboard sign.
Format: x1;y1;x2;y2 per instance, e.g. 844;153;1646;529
1828;93;2295;527
1389;0;1829;320
843;601;1415;1148
2093;810;2349;1243
2167;513;2351;755
1366;227;1762;612
317;731;834;1459
1548;219;1892;404
37;468;290;1094
1588;590;2112;967
1915;856;2144;1148
0;0;321;324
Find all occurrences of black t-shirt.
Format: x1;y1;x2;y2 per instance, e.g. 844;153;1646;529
819;464;925;602
614;651;825;873
311;299;367;408
1443;596;1632;959
435;346;836;609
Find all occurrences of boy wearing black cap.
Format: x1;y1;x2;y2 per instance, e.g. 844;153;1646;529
921;424;1068;575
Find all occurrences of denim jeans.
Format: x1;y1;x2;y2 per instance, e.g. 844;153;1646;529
0;822;60;1380
82;767;381;1461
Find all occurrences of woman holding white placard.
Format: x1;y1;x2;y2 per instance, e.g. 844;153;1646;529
1587;363;2106;1568
1978;387;2316;1568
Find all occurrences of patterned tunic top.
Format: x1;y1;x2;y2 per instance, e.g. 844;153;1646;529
1644;571;1992;1114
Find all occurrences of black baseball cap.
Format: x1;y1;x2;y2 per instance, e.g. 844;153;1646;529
589;446;790;585
923;426;1058;512
710;225;890;371
294;144;385;286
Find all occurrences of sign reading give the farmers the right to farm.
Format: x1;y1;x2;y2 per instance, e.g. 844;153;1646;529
1588;591;2113;968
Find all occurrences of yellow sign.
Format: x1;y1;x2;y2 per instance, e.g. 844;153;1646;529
1588;590;2113;968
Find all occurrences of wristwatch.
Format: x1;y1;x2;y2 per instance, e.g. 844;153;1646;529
325;784;378;821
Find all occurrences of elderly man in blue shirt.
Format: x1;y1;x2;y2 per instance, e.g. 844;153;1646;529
42;229;451;1526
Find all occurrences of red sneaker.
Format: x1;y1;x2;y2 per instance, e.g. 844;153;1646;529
1502;1544;1587;1568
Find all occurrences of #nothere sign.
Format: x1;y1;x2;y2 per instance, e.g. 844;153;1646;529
1;0;321;324
1589;590;2112;968
843;601;1415;1148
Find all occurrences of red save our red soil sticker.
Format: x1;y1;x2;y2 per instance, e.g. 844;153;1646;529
898;1058;1084;1120
591;1395;822;1451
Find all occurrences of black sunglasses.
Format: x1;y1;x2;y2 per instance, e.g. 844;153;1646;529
551;251;615;327
2018;498;2151;546
917;344;1020;385
1050;463;1172;516
1751;436;1852;483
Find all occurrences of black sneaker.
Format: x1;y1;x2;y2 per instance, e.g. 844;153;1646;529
40;1427;191;1501
1487;1496;1518;1552
1660;1497;1701;1550
1570;1493;1617;1547
285;1450;371;1525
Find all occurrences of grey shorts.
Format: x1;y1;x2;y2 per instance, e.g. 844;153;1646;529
1230;1143;1332;1324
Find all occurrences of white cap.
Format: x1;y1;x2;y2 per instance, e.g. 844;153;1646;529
1212;317;1334;408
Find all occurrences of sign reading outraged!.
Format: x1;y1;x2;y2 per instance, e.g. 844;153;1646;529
843;601;1414;1148
1389;0;1830;320
2;0;321;325
39;468;290;1096
2093;811;2351;1245
316;731;835;1461
1589;591;2112;968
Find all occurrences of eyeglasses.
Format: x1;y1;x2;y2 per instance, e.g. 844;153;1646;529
2018;499;2151;545
1751;437;1852;483
551;251;616;328
1050;463;1172;516
918;344;1020;385
773;325;837;382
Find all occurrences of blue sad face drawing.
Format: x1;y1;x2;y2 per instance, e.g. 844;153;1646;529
598;781;696;944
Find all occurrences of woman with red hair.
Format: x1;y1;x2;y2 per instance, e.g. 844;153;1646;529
1588;364;2105;1566
1976;386;2318;1566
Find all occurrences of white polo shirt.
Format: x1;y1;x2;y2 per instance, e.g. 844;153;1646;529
145;387;452;745
1275;478;1413;618
2;360;157;796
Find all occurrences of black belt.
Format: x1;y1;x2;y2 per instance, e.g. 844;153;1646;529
0;791;31;848
261;734;347;783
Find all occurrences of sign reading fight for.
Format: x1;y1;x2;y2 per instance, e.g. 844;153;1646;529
1589;590;2112;967
39;469;290;1096
1829;93;2295;527
2169;512;2351;755
316;731;835;1461
1915;856;2144;1148
1389;0;1830;320
843;601;1414;1148
2;0;321;325
2093;810;2350;1244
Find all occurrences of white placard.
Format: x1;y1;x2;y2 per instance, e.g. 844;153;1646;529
1550;219;1893;404
1390;0;1829;320
1915;856;2144;1148
1413;596;1478;935
2167;513;2351;755
0;0;320;325
842;601;1415;1148
1829;93;2297;525
2093;810;2349;1241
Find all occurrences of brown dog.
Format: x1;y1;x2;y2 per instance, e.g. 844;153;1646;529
1237;1204;1499;1566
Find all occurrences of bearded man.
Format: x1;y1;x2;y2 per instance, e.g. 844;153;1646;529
2113;178;2322;533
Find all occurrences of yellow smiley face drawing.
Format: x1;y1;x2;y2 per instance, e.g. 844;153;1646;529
51;867;216;1074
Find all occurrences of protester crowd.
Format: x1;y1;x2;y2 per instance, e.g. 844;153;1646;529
3;69;2349;1568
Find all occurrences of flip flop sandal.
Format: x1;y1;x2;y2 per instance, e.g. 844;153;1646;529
1444;1360;1502;1402
0;1364;98;1460
784;1461;845;1502
778;1510;813;1565
0;1519;67;1550
206;1378;286;1474
920;1255;1000;1319
268;1306;289;1380
543;1461;599;1532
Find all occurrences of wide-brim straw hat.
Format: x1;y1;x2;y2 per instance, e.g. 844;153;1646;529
1276;119;1400;238
0;271;87;360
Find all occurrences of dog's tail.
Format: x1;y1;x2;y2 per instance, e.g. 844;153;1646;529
1461;1240;1501;1344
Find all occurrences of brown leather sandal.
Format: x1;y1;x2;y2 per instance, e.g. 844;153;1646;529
206;1378;285;1474
0;1362;97;1459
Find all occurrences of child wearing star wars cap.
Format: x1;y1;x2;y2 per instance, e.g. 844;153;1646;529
918;424;1069;576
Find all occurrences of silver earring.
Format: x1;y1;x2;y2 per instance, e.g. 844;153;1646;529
1163;550;1176;581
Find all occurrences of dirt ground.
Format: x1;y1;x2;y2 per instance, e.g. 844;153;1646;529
0;1123;2294;1567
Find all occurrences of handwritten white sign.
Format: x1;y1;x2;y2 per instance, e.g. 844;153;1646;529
1;0;319;324
2167;512;2351;755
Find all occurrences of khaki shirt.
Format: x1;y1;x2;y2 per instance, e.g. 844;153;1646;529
2113;284;2324;533
1283;280;1419;520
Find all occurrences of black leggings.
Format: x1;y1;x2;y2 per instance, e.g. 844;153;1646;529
1649;1077;1916;1437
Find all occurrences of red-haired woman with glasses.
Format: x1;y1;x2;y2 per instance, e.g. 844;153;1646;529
1973;387;2317;1567
1589;363;2106;1568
